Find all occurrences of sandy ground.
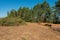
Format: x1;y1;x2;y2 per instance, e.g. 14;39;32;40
0;23;60;40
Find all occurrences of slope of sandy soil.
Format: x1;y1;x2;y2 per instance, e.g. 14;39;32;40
0;23;60;40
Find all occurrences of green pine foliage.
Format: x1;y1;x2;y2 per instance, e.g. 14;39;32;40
0;0;60;26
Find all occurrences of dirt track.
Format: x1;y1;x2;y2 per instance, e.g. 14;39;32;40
0;23;60;40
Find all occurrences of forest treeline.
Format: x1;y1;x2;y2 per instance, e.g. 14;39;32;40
0;0;60;26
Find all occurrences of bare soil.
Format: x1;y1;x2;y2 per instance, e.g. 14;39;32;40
0;23;60;40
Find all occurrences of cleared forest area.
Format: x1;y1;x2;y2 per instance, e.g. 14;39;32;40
0;23;60;40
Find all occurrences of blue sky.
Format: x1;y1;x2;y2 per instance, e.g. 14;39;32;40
0;0;57;17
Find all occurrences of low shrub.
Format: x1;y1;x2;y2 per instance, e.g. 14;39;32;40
45;24;52;28
0;17;25;26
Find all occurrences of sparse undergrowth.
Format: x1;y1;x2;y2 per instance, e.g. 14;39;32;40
22;37;26;40
52;28;60;32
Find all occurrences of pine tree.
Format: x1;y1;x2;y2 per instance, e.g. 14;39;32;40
41;0;51;22
53;0;60;23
